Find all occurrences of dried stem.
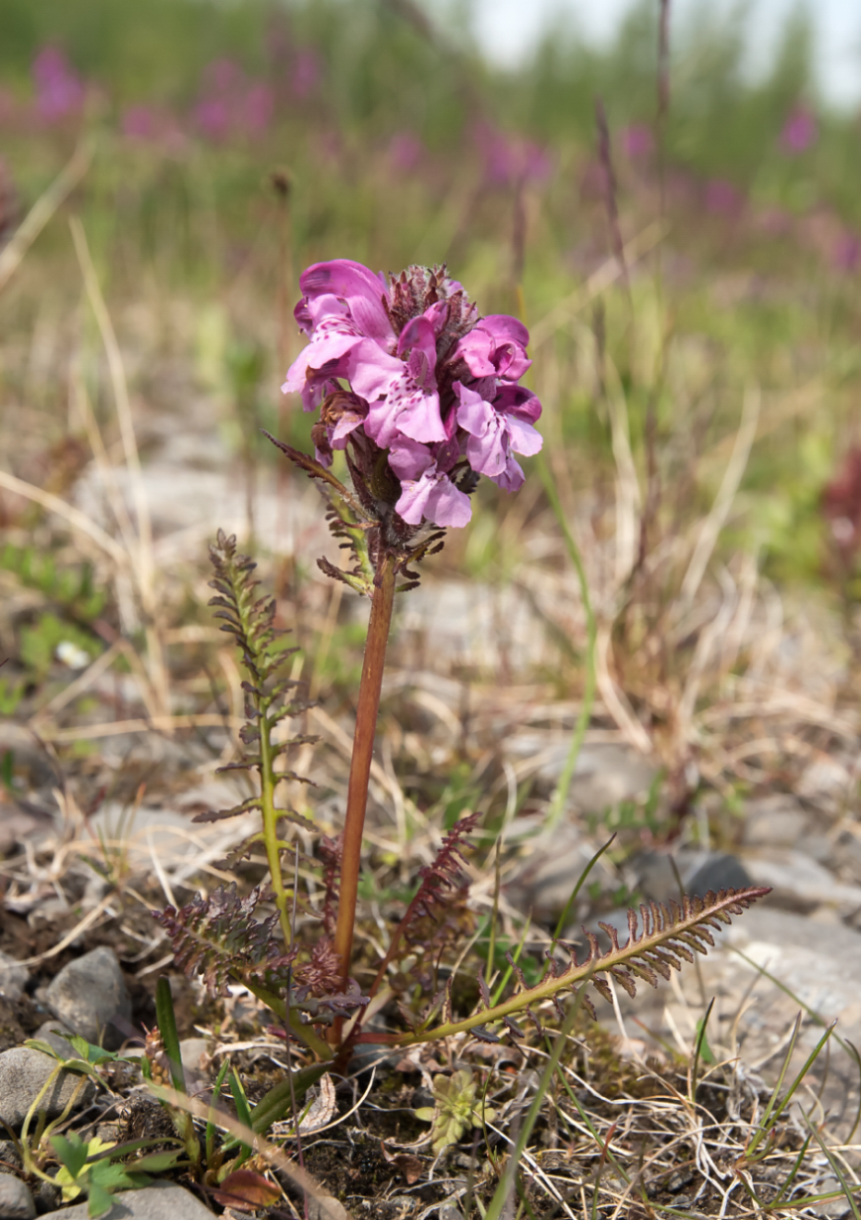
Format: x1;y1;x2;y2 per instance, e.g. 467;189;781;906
332;555;397;999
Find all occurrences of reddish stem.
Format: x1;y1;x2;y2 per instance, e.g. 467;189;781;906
332;555;396;1003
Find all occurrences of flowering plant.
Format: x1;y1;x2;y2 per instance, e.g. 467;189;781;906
282;259;542;531
156;260;767;1075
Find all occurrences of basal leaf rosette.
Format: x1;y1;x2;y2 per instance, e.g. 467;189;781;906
282;260;543;532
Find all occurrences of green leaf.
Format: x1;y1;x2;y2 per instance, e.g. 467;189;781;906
127;1150;185;1173
69;1035;117;1065
247;1063;331;1134
86;1183;114;1219
50;1133;89;1178
155;976;185;1093
229;1068;252;1133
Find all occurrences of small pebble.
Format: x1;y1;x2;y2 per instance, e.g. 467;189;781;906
0;953;28;1003
44;946;131;1050
0;1171;36;1220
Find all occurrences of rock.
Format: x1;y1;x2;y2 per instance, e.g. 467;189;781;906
45;1182;216;1220
503;740;657;812
0;1145;21;1171
0;1172;35;1220
0;953;28;1003
45;947;131;1050
741;794;809;847
504;820;618;918
178;1038;209;1076
32;1181;60;1215
0;1047;96;1129
743;849;861;916
33;1022;77;1057
633;851;752;905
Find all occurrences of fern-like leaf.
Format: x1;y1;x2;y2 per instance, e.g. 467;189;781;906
370;886;770;1048
368;811;481;996
153;885;296;996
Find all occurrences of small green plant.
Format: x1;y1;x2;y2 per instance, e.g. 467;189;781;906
50;1133;158;1218
414;1068;496;1154
1;543;107;622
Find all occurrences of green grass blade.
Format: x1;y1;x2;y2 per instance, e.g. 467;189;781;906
154;976;185;1094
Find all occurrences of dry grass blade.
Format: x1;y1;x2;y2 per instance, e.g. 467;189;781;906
69;215;170;717
678;384;760;614
0;468;128;566
0;139;92;294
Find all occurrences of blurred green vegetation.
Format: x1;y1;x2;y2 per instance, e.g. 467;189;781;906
1;0;860;613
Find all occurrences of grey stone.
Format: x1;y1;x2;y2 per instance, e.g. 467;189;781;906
685;853;752;897
503;740;657;812
742;795;809;847
743;848;861;915
0;1145;21;1171
0;1047;96;1129
45;947;131;1050
33;1181;60;1215
0;1172;35;1220
44;1182;216;1220
634;850;752;905
33;1022;76;1058
0;953;28;1003
178;1038;209;1076
504;820;618;917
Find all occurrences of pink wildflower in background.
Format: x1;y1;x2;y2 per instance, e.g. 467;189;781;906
32;47;84;122
282;260;542;528
834;230;861;272
473;123;553;188
243;83;274;135
388;132;424;172
290;48;321;100
193;58;275;141
780;106;817;154
704;178;743;216
620;123;654;159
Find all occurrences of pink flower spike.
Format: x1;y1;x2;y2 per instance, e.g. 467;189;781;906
284;258;541;531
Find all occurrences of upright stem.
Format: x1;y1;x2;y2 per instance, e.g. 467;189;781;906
332;555;397;992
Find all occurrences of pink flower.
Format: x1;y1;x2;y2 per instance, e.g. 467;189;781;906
473;123;554;187
780;107;817;154
244;83;274;136
32;46;84;122
388;132;423;172
704;178;743;216
282;260;542;528
620;124;654;159
291;49;321;100
834;231;861;272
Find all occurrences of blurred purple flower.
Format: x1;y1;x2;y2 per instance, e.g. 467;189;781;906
244;83;274;136
388;132;423;172
205;58;242;95
704;178;743;216
122;105;158;141
32;46;84;122
756;205;794;237
282;260;542;528
834;230;861;272
291;48;321;99
620;123;654;158
780;106;817;154
195;97;231;141
193;60;276;141
474;123;553;187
